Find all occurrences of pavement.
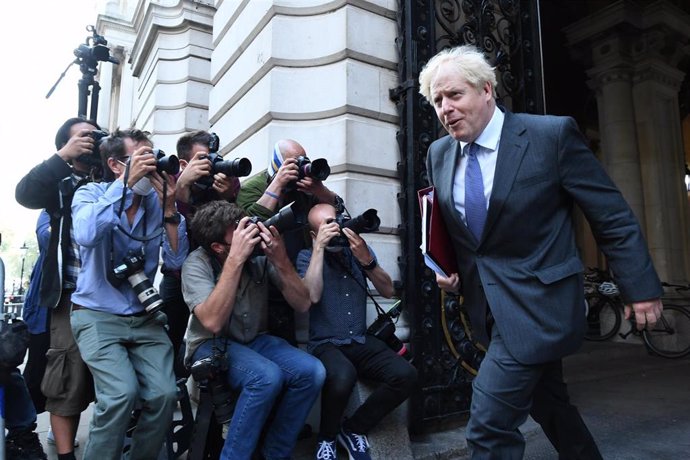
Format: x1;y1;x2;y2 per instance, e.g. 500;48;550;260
34;339;690;459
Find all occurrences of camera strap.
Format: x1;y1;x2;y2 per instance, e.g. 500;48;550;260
115;160;165;242
331;251;387;317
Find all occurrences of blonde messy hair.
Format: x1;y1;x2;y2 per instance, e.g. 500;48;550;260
418;45;498;103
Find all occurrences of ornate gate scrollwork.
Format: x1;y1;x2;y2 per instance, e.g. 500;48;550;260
391;0;544;430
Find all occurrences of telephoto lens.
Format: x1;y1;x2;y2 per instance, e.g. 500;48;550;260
127;271;164;314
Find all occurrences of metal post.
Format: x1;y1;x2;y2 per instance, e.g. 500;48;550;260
17;242;28;297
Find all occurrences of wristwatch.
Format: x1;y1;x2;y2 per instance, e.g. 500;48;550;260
164;212;182;224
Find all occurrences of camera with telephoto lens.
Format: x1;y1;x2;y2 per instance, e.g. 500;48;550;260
152;148;180;175
295;155;330;181
111;251;164;314
366;301;410;361
247;201;307;258
190;348;236;425
195;133;252;190
328;208;381;248
75;129;109;169
248;201;307;235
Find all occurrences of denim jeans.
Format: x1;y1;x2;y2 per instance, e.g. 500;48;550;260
193;334;325;460
4;368;38;435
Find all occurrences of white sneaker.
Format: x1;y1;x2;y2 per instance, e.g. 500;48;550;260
46;428;80;448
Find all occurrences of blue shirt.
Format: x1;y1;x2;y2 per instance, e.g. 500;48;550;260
296;246;377;352
22;211;51;334
71;180;189;315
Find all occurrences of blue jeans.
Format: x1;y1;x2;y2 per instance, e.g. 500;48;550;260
4;368;37;435
193;334;325;460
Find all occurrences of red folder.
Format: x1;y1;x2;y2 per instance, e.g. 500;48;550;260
418;186;458;278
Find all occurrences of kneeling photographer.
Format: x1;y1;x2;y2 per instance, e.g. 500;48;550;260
296;203;418;460
181;200;325;460
70;128;189;460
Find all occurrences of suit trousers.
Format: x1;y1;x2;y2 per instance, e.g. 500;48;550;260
467;326;601;460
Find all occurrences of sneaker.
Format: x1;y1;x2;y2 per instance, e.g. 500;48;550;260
337;427;371;460
47;428;80;448
6;430;48;460
316;438;337;460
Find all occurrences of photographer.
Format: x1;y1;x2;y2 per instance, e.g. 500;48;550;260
296;203;417;460
15;117;101;460
70;128;189;459
160;130;242;377
236;139;340;343
181;200;325;460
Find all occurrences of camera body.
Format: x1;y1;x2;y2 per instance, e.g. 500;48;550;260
194;132;252;190
111;251;164;314
328;209;381;248
366;303;410;361
152;148;180;175
190;348;236;425
76;129;109;169
247;201;307;236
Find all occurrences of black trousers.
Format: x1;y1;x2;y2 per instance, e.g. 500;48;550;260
312;335;417;439
160;274;190;378
22;331;50;414
530;360;603;460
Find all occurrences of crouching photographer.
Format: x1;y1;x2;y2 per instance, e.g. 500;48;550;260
70;128;189;460
296;203;418;460
181;200;325;460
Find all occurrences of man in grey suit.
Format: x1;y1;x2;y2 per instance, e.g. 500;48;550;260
418;45;664;459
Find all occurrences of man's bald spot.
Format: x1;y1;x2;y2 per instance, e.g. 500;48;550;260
308;203;336;231
277;139;306;160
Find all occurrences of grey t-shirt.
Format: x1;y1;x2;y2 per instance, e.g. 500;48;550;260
181;247;281;365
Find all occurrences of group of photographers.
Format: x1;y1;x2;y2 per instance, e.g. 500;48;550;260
12;118;416;460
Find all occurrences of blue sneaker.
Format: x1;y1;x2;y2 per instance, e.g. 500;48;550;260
337;427;371;460
316;438;337;460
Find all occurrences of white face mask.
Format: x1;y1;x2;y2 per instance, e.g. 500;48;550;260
131;176;154;196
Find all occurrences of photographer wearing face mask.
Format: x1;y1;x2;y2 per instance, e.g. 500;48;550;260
181;200;325;460
15;117;103;460
296;203;418;460
69;128;189;460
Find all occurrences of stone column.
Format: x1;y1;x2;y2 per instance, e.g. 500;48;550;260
566;0;690;283
632;54;689;282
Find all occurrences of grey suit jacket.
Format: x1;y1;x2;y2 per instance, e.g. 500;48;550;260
426;110;662;364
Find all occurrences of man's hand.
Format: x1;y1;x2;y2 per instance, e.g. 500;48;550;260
257;222;288;263
436;272;461;294
343;227;372;264
625;298;663;330
313;220;341;251
212;173;240;201
271;157;300;190
176;151;212;202
150;171;177;214
57;129;94;162
227;217;261;264
125;146;157;187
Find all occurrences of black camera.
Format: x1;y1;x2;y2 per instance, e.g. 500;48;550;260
366;301;410;361
152;148;180;175
295;155;330;181
111;251;164;314
190;348;236;425
75;129;109;169
328;209;381;248
195;133;252;190
248;201;307;235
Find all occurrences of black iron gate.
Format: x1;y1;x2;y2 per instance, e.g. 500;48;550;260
391;0;545;431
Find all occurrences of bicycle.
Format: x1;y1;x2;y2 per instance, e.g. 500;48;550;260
584;268;690;358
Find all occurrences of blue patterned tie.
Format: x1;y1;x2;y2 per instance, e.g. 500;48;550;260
465;142;487;241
